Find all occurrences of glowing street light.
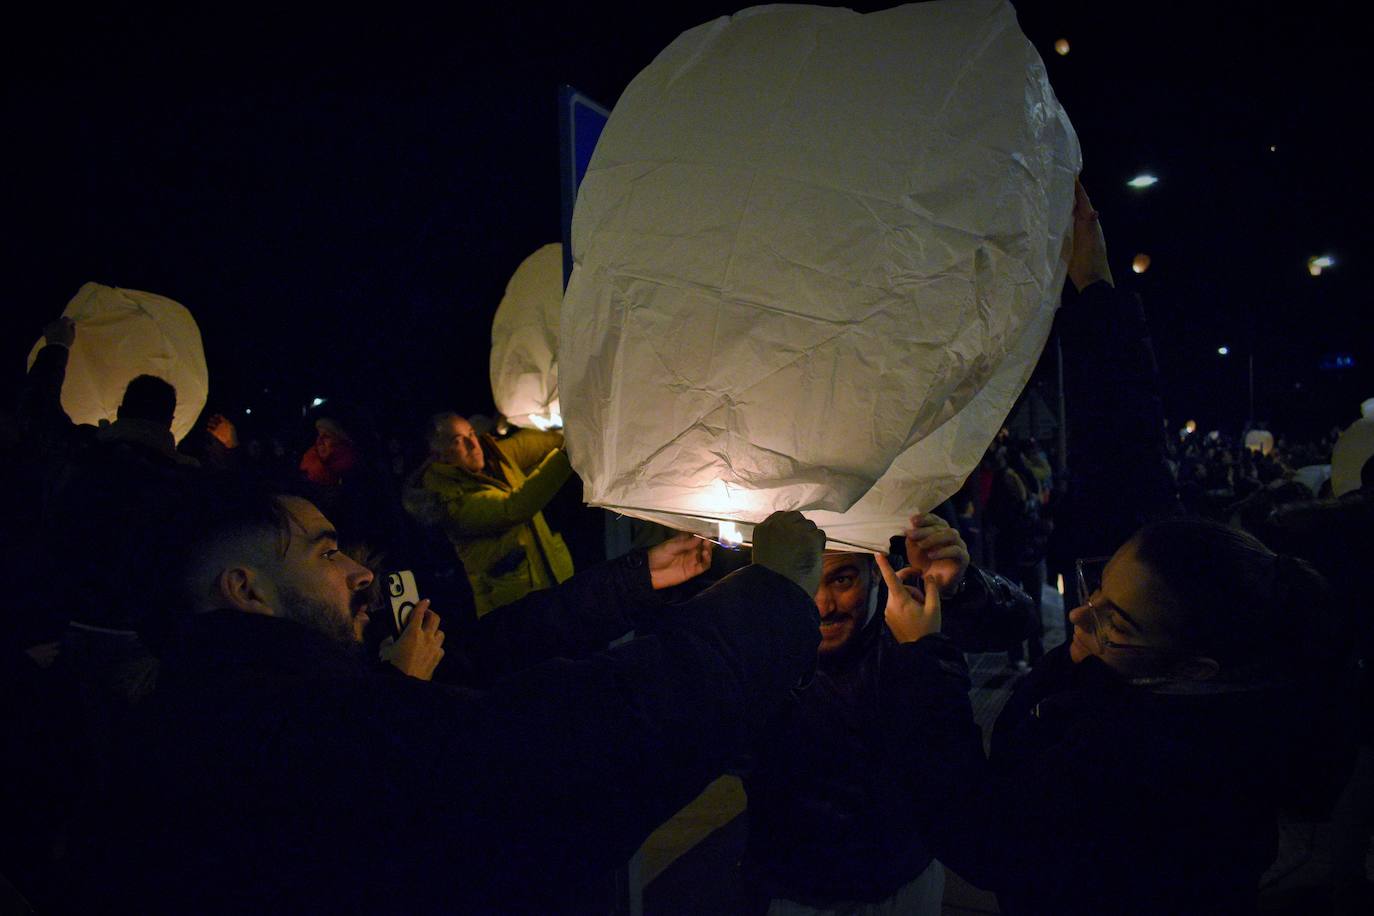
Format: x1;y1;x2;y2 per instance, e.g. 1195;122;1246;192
1127;174;1158;189
1307;254;1335;276
1217;346;1230;356
1132;253;1151;274
1054;38;1070;56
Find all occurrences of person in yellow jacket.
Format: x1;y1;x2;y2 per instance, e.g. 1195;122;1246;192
420;413;575;617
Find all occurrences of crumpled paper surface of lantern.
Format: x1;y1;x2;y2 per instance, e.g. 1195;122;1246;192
27;282;209;444
561;0;1080;549
490;243;563;429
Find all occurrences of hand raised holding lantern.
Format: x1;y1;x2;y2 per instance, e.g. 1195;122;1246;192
902;512;969;595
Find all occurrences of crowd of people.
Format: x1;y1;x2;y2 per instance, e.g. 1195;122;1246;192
1;179;1370;915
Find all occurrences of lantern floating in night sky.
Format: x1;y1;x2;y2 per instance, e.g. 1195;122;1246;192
1127;174;1158;189
562;0;1080;549
1054;38;1070;55
1132;253;1151;273
26;282;208;444
1307;254;1335;277
490;243;564;430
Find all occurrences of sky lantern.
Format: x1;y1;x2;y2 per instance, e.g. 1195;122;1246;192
1132;253;1151;273
489;243;563;430
1127;174;1159;189
1307;254;1335;276
1054;38;1070;55
26;282;208;444
1332;416;1374;497
1244;429;1274;455
561;0;1080;549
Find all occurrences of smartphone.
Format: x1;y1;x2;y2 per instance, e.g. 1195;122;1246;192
386;570;422;632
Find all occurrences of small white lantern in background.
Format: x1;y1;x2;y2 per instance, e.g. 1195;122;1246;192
490;243;564;430
26;282;208;444
1244;429;1274;455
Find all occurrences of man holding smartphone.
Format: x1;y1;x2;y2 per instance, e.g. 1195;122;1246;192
94;479;825;914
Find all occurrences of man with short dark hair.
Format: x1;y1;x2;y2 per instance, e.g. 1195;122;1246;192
102;480;825;914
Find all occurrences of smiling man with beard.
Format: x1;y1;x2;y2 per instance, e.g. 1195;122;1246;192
741;513;1035;914
94;479;825;914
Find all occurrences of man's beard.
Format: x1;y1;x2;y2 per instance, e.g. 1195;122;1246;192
279;585;362;649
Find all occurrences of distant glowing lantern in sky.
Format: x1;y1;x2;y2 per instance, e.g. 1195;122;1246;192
26;282;209;444
1185;420;1198;434
561;0;1080;549
1132;253;1151;273
490;243;563;430
1217;346;1230;356
1244;429;1274;455
1054;38;1069;55
1307;254;1335;276
1127;174;1158;189
311;397;326;407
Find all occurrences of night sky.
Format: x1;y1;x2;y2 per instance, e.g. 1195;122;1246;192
2;1;1365;448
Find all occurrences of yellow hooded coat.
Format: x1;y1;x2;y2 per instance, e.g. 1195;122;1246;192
421;429;575;617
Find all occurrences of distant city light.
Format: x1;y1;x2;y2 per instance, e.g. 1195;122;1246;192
1218;346;1230;356
311;397;326;407
1307;254;1336;276
1054;38;1070;56
1132;253;1151;274
1127;174;1159;189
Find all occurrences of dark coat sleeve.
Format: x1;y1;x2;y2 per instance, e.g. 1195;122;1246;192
436;548;659;686
940;565;1037;654
1054;281;1180;563
392;564;821;909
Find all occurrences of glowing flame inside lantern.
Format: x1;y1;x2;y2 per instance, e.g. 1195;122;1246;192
1185;420;1197;434
1132;253;1151;274
528;411;563;431
1054;38;1069;56
718;521;743;548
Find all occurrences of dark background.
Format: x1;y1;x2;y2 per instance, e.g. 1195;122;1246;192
2;1;1365;448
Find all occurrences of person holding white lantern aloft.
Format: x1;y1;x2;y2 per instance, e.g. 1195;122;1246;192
418;413;576;617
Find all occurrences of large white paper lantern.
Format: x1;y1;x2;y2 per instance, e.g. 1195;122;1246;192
562;0;1080;549
490;243;563;430
27;282;209;444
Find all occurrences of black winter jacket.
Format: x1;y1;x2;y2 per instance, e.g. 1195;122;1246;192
742;565;1034;904
98;561;818;915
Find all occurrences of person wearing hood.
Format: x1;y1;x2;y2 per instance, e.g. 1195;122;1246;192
741;512;1035;914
